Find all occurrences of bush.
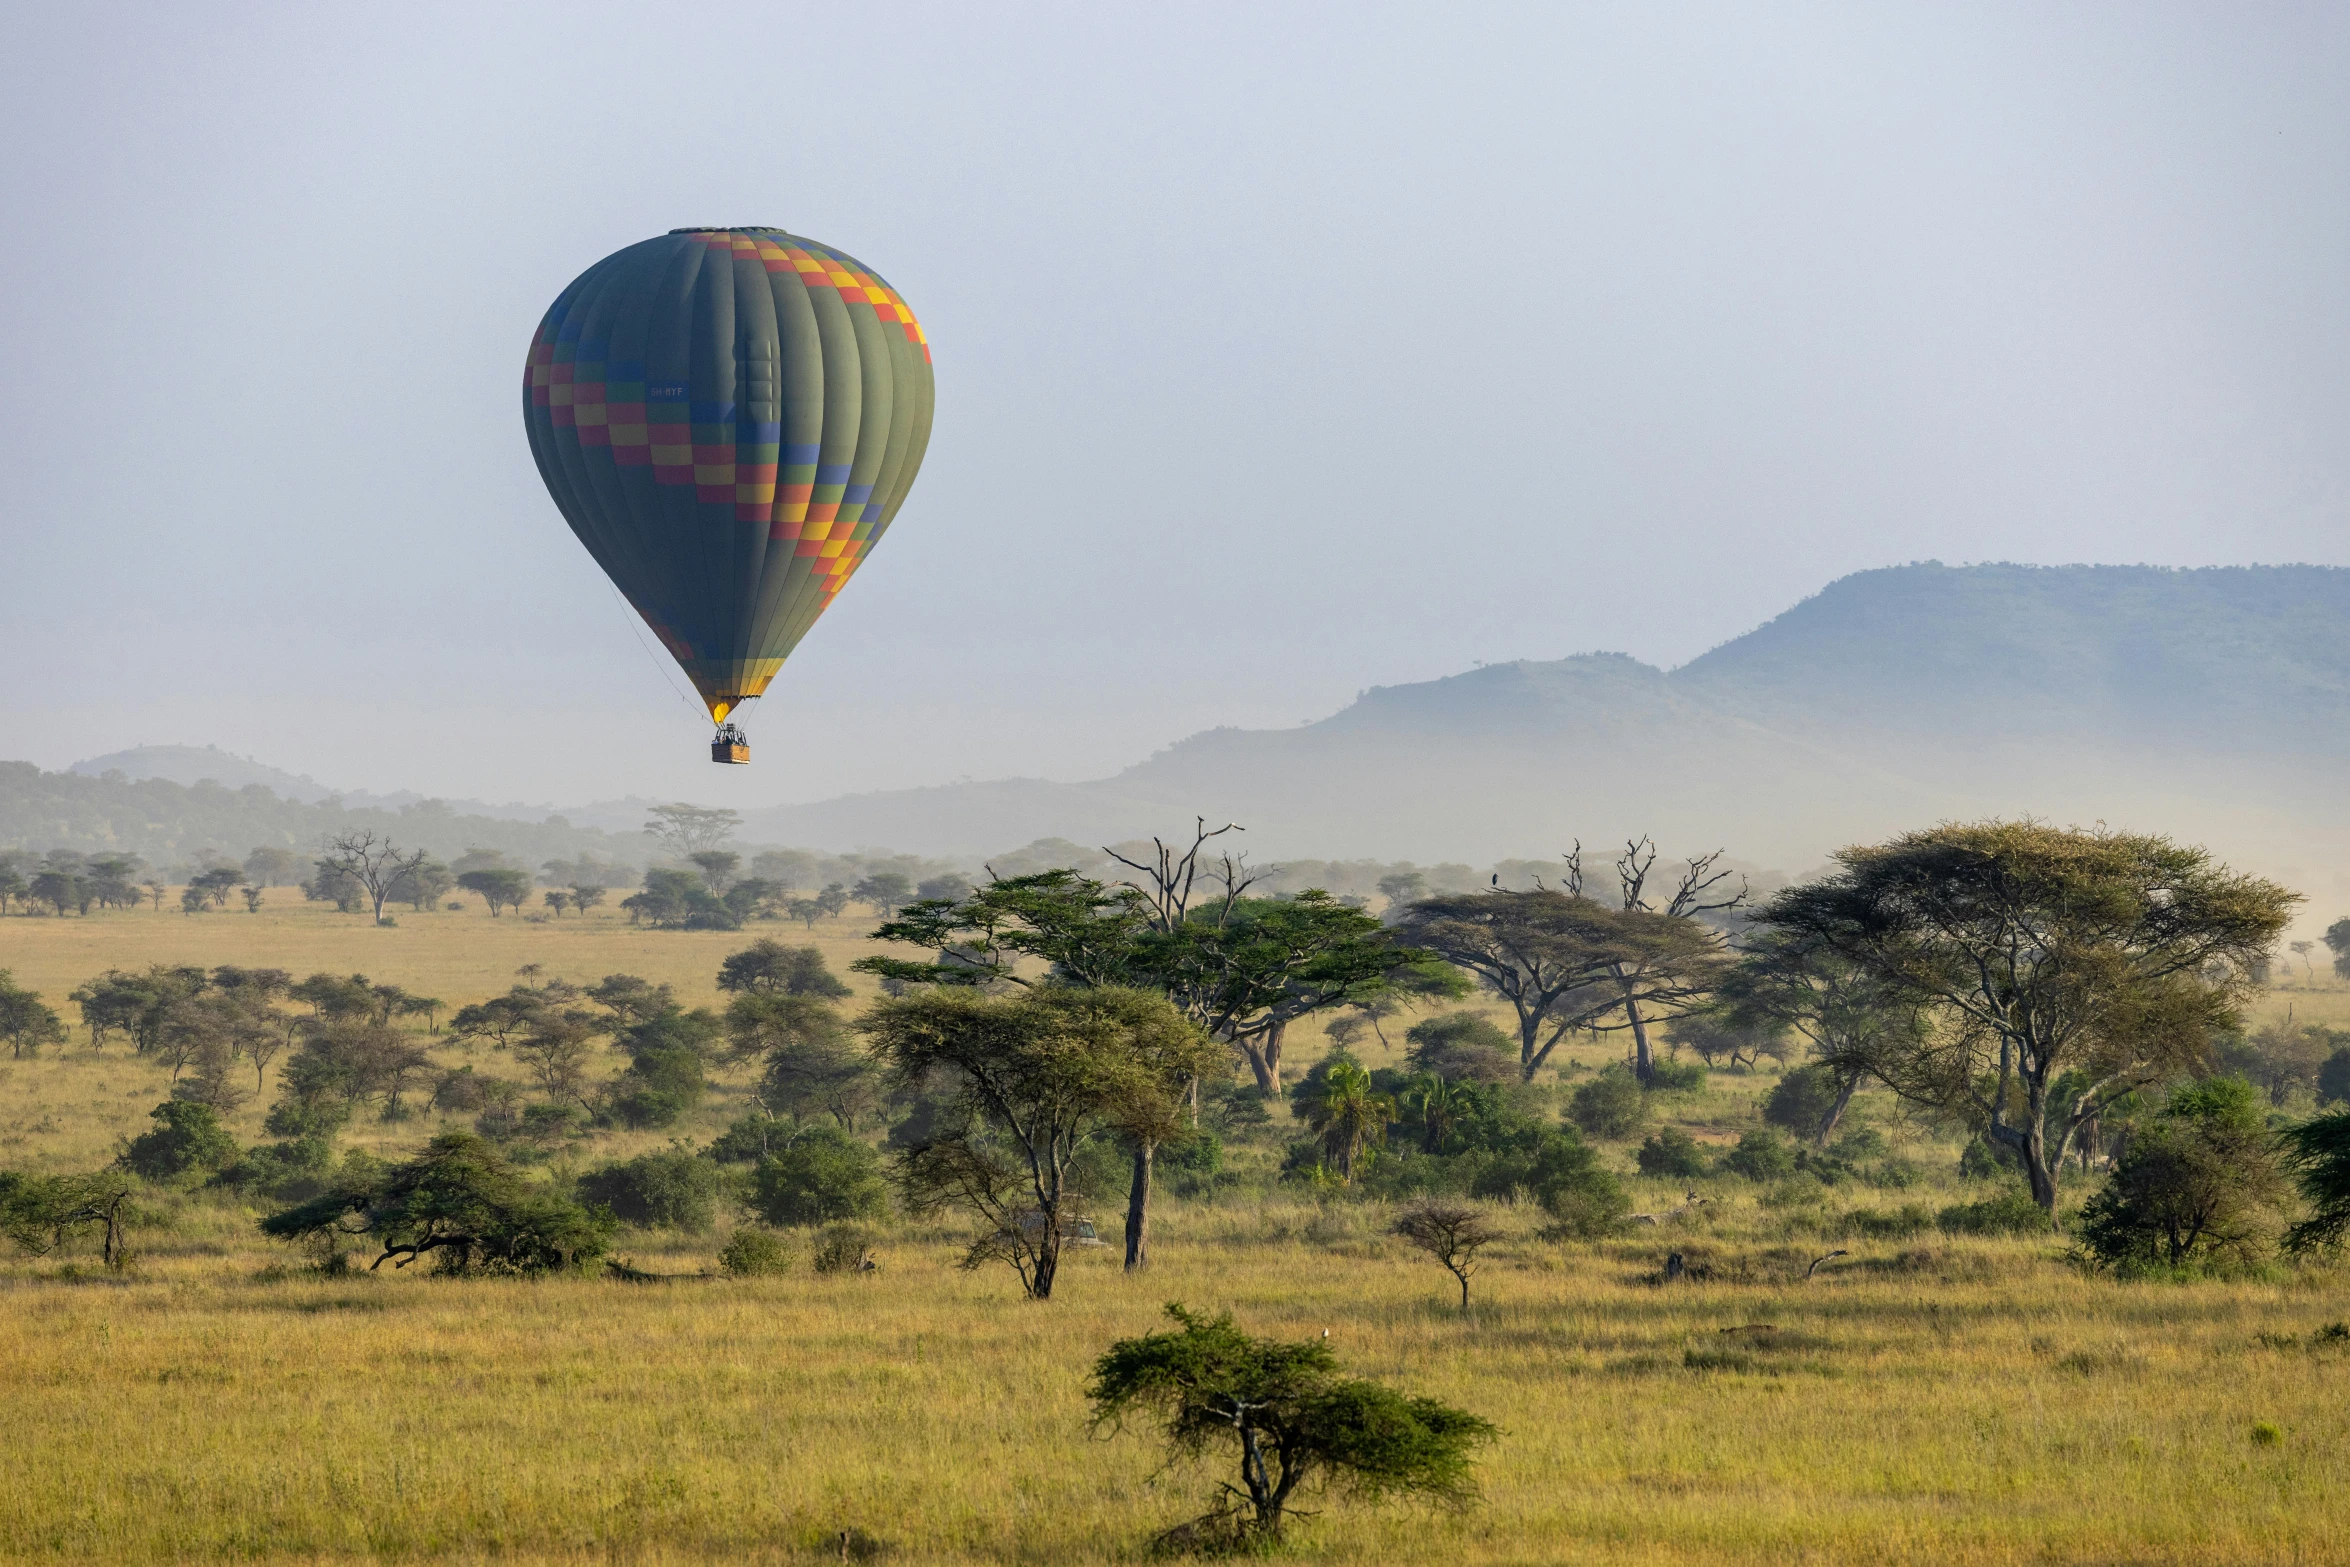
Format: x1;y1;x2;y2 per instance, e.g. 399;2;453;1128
1161;1126;1226;1197
1472;1127;1625;1238
719;1226;794;1277
1645;1058;1707;1095
811;1220;878;1273
1763;1065;1846;1140
577;1148;723;1232
1958;1134;2021;1180
1568;1067;1644;1139
1937;1189;2048;1236
1851;1203;1933;1239
1722;1129;1796;1182
2317;1047;2350;1107
1635;1127;1711;1179
2077;1075;2286;1270
119;1101;239;1182
1403;1013;1519;1084
605;1006;718;1129
750;1127;890;1227
705;1114;786;1165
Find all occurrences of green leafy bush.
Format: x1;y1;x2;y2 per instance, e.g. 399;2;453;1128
1763;1065;1847;1139
605;1006;717;1129
1567;1066;1644;1139
1403;1013;1519;1084
811;1221;878;1273
1472;1127;1625;1238
1722;1129;1795;1182
718;1226;793;1277
751;1127;890;1227
2079;1076;2285;1269
1645;1058;1707;1094
119;1101;239;1182
1936;1188;2048;1236
578;1148;723;1232
1635;1126;1710;1179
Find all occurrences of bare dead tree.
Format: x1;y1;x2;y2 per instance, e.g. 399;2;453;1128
1104;818;1260;936
320;832;430;926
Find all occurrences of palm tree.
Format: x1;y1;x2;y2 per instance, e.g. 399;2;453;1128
1404;1072;1467;1155
1300;1059;1394;1182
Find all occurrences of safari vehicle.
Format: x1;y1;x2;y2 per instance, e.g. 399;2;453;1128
1007;1209;1105;1246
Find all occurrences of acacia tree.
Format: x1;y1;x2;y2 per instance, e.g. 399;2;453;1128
862;837;1441;1267
318;832;429;926
1391;1199;1502;1311
642;802;740;858
261;1133;609;1273
1754;822;2295;1225
0;1172;136;1270
1716;927;1932;1145
1088;1304;1494;1545
860;985;1216;1299
0;971;66;1059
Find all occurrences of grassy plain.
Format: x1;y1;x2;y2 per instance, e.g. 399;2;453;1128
1;896;2348;1564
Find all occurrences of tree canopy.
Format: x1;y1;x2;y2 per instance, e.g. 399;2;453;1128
1752;821;2294;1223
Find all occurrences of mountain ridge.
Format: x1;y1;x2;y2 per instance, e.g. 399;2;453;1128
27;563;2350;889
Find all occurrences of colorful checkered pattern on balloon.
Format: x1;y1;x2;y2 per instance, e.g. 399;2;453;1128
527;228;927;605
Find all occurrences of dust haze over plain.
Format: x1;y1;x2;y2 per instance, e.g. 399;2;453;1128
2;4;2347;854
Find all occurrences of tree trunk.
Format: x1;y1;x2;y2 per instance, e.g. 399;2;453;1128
1124;1140;1154;1271
1237;1021;1286;1095
1624;992;1656;1085
1815;1069;1861;1147
1029;1224;1061;1300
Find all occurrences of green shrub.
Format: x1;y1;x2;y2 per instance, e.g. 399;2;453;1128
811;1221;878;1273
2078;1075;2285;1270
1763;1065;1846;1140
1403;1013;1519;1084
2318;1047;2350;1107
718;1226;794;1277
704;1114;785;1165
1161;1126;1227;1198
1722;1129;1796;1182
578;1148;723;1232
1472;1128;1625;1238
1937;1188;2048;1236
606;1006;717;1129
1635;1127;1710;1179
1645;1058;1707;1094
751;1127;889;1227
120;1102;239;1182
1959;1135;2020;1180
1851;1203;1933;1239
1567;1067;1644;1139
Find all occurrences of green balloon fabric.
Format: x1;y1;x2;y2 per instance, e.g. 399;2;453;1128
524;227;934;722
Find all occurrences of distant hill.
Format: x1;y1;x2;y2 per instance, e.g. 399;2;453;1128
13;564;2348;894
0;763;651;871
727;564;2350;887
70;744;339;802
1675;562;2350;752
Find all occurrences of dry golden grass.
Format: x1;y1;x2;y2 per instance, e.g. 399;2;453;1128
3;1215;2346;1565
3;897;2349;1563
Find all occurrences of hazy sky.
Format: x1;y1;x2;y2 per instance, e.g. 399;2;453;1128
4;3;2345;810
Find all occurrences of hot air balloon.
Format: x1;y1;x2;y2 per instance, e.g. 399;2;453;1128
524;227;934;763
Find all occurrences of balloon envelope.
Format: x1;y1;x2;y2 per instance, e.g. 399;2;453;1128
525;227;934;722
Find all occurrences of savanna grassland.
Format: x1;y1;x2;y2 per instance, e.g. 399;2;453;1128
3;895;2348;1565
